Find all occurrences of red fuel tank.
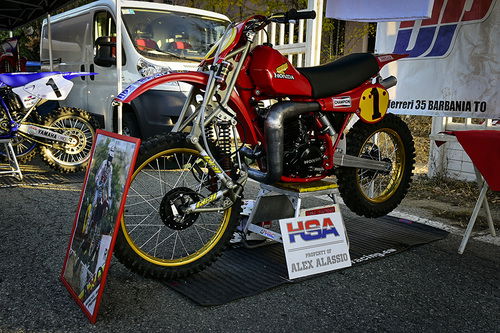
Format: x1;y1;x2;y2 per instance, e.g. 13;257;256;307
249;45;312;97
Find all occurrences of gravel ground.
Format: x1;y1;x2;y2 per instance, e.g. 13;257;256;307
0;176;498;332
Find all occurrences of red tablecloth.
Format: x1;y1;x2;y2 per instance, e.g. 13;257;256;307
451;130;500;191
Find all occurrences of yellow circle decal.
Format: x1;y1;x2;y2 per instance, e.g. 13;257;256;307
358;87;389;123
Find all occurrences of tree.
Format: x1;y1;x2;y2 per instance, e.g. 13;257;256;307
0;22;41;62
178;0;302;20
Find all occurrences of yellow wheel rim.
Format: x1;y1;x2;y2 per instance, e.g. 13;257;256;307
355;128;405;203
121;148;232;266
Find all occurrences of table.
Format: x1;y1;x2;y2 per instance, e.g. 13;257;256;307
446;130;499;254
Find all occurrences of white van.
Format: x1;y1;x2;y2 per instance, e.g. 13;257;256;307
40;0;229;138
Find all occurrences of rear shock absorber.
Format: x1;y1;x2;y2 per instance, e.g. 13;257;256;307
205;123;216;142
216;120;233;174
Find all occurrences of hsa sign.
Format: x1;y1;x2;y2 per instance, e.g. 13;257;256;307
279;210;351;280
286;217;340;243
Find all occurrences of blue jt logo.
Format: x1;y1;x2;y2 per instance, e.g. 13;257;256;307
393;0;494;58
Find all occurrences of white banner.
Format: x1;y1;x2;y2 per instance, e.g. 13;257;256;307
375;0;499;119
326;0;434;21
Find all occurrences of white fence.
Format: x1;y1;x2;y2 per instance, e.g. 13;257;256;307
256;0;323;67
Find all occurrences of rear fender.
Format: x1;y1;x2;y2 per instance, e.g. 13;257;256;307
374;53;408;69
115;71;259;144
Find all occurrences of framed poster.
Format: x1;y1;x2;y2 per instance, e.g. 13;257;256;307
60;129;140;323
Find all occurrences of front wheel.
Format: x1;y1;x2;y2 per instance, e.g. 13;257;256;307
122;112;141;138
1;134;37;163
114;133;241;280
40;107;98;173
336;114;415;218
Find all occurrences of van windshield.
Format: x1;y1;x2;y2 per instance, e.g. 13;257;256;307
122;8;228;62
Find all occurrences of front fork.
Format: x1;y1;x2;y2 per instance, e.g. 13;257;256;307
180;75;247;213
172;40;254;214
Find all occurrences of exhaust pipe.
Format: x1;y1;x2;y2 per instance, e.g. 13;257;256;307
247;101;321;184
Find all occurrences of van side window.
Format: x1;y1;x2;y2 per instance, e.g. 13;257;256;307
93;11;125;66
41;13;91;64
94;11;116;40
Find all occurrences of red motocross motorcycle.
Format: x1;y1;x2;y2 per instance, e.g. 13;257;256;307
113;10;415;280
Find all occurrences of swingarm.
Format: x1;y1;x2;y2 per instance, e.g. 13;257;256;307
18;123;77;145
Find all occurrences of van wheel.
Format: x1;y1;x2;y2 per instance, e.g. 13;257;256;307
122;112;141;138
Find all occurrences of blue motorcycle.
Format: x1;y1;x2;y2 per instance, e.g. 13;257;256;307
0;71;99;172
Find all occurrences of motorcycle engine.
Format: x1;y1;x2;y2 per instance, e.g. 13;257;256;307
282;114;325;178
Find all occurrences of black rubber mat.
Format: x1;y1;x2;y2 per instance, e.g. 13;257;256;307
0;162;84;187
166;212;448;306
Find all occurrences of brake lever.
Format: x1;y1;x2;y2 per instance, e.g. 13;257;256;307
268;12;286;24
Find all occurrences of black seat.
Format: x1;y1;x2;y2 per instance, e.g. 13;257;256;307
297;53;379;99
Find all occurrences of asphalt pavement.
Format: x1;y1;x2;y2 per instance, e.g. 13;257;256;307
0;176;499;332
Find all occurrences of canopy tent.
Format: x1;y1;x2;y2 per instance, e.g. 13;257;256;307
0;0;77;31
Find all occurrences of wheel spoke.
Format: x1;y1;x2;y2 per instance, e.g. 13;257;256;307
139;228;162;248
140;167;173;190
156;158;164;196
128;185;161;211
170;232;179;260
127;209;157;234
195;224;218;234
177;233;190;257
356;130;405;200
172;154;194;188
193;225;205;245
154;227;161;257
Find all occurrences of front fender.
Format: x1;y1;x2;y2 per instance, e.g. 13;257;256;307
115;71;209;103
115;71;260;144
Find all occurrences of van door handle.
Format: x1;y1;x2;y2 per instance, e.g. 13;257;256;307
90;64;95;80
80;65;85;80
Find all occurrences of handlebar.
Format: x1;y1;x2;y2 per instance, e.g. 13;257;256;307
245;9;317;34
285;9;316;21
267;9;316;26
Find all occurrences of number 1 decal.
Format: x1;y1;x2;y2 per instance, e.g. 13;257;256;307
46;78;62;98
370;87;382;120
358;87;389;123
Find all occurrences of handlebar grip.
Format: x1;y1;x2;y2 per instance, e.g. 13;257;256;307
286;9;316;21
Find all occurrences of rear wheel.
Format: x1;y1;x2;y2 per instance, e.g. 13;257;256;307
336;114;415;218
114;133;241;280
39;107;98;173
